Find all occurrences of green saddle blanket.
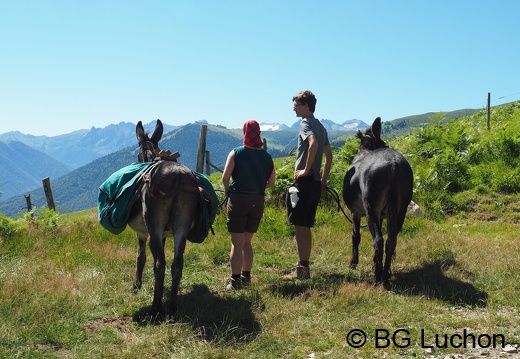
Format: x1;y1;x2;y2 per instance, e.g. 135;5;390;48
188;172;219;243
98;164;218;242
98;162;154;234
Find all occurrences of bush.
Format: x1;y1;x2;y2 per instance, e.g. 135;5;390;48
366;101;520;219
0;214;18;241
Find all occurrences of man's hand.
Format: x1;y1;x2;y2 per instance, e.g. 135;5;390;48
294;169;307;179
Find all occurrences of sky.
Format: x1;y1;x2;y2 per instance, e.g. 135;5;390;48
1;1;519;136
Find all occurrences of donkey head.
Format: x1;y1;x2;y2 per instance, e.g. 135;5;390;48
136;120;164;162
356;117;389;152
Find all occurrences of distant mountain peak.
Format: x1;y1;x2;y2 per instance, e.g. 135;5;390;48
259;119;369;132
259;122;290;131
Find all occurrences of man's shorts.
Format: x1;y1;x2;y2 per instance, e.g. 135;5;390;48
226;192;265;233
286;176;322;227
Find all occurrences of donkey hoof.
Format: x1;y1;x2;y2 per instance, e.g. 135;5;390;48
382;270;393;282
382;280;392;290
168;303;178;319
167;309;179;322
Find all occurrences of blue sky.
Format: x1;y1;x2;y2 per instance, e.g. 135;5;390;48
1;1;519;136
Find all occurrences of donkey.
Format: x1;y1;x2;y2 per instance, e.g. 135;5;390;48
127;120;201;317
342;117;413;283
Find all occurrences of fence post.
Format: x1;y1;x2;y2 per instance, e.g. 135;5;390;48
263;138;267;150
42;177;55;211
24;194;32;212
205;150;210;175
196;125;207;173
486;92;491;130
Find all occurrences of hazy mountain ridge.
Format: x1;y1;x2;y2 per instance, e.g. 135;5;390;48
0;120;354;215
0;121;179;169
0;141;72;204
0;109;485;217
0;125;244;216
0;119;365;169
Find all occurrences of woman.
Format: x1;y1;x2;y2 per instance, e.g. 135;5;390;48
222;120;276;291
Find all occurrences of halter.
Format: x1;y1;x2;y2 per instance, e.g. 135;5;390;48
363;134;377;151
138;140;156;163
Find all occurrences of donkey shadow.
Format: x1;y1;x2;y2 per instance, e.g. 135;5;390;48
133;284;262;343
390;256;488;307
268;252;487;308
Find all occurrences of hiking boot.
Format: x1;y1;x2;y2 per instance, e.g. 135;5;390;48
283;265;311;280
226;277;242;292
240;275;251;288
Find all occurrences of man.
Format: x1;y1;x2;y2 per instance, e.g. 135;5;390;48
285;90;332;280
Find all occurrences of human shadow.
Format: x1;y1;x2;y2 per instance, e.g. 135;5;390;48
267;271;366;299
268;281;312;299
133;284;262;343
390;255;488;307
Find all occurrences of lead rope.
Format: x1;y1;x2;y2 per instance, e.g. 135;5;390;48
324;186;353;224
324;186;367;228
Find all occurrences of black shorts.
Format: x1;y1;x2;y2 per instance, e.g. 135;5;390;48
286;176;322;227
226;192;265;233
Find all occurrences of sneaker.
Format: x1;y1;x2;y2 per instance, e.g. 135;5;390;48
240;275;251;288
283;265;310;280
226;277;242;292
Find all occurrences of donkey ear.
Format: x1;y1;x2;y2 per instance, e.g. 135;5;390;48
150;119;163;144
136;121;145;141
371;117;382;140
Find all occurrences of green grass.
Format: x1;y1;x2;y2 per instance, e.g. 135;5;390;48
1;203;519;359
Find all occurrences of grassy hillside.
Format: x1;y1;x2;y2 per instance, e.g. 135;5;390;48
381;109;481;139
398;102;520;221
0;200;519;358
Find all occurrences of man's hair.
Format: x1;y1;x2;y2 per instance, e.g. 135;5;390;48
293;90;317;113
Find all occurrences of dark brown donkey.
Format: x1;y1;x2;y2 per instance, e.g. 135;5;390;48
343;117;413;283
127;120;200;317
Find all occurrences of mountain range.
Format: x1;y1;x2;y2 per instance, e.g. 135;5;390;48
0;109;484;218
259;118;368;132
0;118;369;216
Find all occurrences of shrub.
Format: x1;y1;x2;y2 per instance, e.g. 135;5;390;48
0;214;18;241
362;101;520;219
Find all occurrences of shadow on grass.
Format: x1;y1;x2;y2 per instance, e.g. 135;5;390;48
268;252;488;308
391;257;488;307
133;284;261;344
267;272;365;299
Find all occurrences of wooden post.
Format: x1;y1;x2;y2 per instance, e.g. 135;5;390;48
205;150;210;175
263;138;267;150
196;125;207;173
42;177;55;211
24;194;32;212
486;92;491;130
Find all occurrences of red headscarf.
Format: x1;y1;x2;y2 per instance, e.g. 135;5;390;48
243;120;263;148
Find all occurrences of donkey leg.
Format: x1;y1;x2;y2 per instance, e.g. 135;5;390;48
349;216;362;269
133;234;147;292
169;233;187;317
148;234;166;316
383;209;406;282
383;234;396;282
367;212;384;282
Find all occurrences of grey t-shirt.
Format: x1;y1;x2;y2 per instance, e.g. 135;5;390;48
295;117;330;181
